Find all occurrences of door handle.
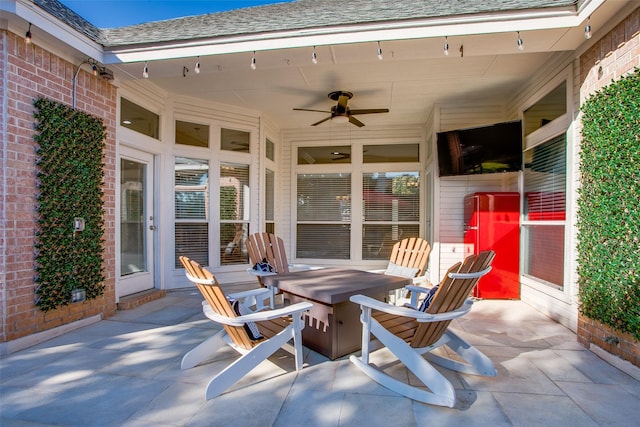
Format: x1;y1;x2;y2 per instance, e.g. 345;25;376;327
149;225;156;231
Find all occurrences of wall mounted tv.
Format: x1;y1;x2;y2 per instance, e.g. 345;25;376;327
437;120;523;177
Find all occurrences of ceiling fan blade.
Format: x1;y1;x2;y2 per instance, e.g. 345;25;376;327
311;116;332;126
294;108;331;113
349;116;365;127
348;108;389;115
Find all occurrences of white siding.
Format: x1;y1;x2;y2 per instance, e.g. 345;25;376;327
437;174;519;279
439;104;511;132
433;104;517;281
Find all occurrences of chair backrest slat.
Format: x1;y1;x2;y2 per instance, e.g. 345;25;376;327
179;256;255;350
247;232;290;276
388;237;431;277
410;250;495;348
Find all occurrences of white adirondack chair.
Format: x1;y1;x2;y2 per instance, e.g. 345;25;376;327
380;237;432;305
179;256;313;400
245;232;317;307
350;250;497;407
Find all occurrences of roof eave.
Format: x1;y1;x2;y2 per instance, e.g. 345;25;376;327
103;3;601;64
4;0;105;63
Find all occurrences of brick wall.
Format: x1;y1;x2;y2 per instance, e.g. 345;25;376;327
578;314;640;367
579;8;640;99
576;8;639;367
1;30;117;343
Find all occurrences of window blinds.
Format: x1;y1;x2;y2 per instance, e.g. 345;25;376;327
174;157;209;267
524;135;566;221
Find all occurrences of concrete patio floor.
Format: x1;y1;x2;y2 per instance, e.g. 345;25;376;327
1;283;639;426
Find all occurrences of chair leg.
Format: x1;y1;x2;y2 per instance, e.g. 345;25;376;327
204;325;297;400
426;329;497;376
181;329;227;370
350;318;456;407
360;306;372;365
291;315;304;370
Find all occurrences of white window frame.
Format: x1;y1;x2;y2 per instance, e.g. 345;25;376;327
519;66;575;304
292;139;423;264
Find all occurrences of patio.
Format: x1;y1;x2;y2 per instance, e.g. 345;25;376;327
1;283;639;427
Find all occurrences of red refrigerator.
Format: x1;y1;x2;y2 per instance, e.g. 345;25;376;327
463;192;520;299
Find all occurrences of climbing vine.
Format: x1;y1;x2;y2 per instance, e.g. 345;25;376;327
578;68;640;340
33;98;106;311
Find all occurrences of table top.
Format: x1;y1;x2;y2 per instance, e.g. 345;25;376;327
262;267;411;305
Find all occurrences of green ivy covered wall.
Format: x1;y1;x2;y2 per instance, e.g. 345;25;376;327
578;68;640;341
33;98;107;312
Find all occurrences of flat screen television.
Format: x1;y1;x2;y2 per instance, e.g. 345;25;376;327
437;120;523;177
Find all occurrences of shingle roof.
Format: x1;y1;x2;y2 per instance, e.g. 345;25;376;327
35;0;578;48
34;0;106;44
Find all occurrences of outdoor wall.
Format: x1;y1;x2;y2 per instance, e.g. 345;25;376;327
575;7;639;365
0;30;117;351
434;103;518;280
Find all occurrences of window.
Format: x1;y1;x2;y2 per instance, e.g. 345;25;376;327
296;173;351;259
362;172;420;259
522;134;566;288
265;138;276;233
120;159;145;276
221;128;250;153
220;163;250;265
298;146;351;164
176;120;209;147
266;138;275;161
265;169;275;233
174;157;209;268
523;82;566;136
364;144;419;163
120;98;159;139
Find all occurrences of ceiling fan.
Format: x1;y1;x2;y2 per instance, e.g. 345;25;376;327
293;91;389;127
331;151;350;160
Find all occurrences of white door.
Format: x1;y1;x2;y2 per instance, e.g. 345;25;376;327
119;148;155;297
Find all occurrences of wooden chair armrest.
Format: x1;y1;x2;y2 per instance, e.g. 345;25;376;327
403;284;435;308
227;287;272;301
404;284;433;294
203;301;313;326
350;294;427;317
185;273;215;285
288;264;323;271
246;268;277;277
227;287;273;311
349;294;473;322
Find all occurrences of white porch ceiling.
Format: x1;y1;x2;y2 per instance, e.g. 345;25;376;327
104;1;628;130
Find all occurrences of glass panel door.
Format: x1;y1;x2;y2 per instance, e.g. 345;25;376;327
119;148;155;296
